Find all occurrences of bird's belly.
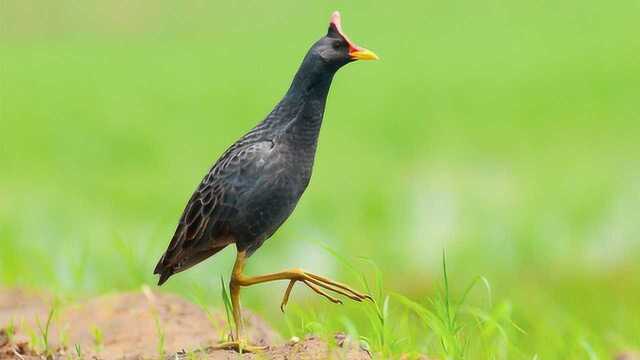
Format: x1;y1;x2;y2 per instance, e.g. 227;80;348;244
230;172;308;254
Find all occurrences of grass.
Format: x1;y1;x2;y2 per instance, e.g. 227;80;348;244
151;305;166;359
1;0;640;358
91;325;104;355
392;253;516;359
5;319;16;344
74;344;83;359
278;251;519;358
35;303;57;357
220;276;234;341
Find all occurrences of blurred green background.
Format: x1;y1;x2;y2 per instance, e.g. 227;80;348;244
1;0;639;358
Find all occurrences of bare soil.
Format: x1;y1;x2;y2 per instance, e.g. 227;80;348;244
0;288;370;359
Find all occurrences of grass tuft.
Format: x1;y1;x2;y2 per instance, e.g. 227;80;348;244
393;251;524;359
91;325;104;355
75;344;83;359
35;301;58;357
220;275;234;340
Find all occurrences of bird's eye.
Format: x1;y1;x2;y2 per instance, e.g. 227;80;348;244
332;41;343;50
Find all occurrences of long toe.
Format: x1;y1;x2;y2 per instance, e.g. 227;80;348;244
301;272;373;302
280;280;297;312
302;279;344;304
207;341;269;353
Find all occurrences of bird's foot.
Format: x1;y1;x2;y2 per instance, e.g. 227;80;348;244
280;270;373;312
206;340;268;353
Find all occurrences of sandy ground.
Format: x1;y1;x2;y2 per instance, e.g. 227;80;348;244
0;288;371;359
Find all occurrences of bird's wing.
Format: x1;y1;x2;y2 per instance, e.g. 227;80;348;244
154;140;275;284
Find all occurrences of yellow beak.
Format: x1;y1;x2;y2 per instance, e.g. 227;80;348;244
349;47;380;61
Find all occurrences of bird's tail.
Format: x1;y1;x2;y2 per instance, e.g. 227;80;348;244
153;244;229;286
153;254;174;286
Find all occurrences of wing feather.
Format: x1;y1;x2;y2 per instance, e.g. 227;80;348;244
154;140;275;285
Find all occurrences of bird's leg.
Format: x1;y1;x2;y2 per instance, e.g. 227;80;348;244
207;251;267;353
230;254;244;342
231;250;373;313
210;250;372;353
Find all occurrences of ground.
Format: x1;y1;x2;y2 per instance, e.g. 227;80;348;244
0;288;371;359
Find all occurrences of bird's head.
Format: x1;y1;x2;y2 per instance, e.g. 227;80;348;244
311;11;379;69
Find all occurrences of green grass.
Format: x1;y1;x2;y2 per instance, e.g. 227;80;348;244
392;253;518;359
1;0;639;358
220;275;234;341
37;306;55;357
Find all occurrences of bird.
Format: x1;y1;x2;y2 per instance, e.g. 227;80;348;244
154;11;379;352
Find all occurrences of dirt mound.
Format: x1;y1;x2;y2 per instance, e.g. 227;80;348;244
616;352;640;360
0;288;51;329
0;288;370;359
193;335;371;360
57;289;279;358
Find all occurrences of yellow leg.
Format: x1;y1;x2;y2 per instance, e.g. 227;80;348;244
211;250;372;353
230;254;244;341
207;252;268;353
232;250;372;314
209;252;267;353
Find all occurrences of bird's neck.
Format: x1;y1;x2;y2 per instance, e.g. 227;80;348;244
285;60;336;103
264;57;337;148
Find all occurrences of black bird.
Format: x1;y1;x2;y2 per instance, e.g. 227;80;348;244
154;11;378;351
